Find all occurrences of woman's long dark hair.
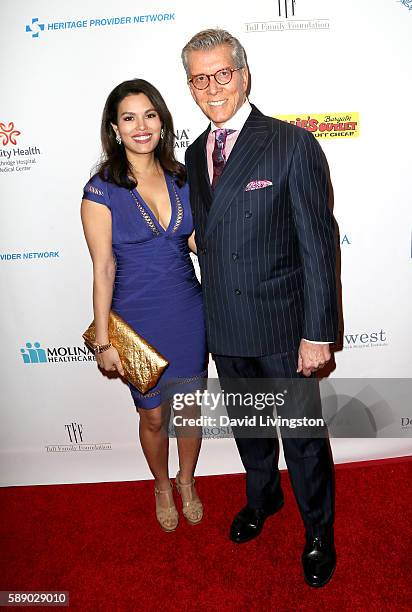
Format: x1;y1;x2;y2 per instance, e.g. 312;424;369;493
97;79;186;188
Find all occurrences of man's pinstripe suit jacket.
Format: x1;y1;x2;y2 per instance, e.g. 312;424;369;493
185;104;338;357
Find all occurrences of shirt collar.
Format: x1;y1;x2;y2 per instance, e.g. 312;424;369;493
210;99;252;133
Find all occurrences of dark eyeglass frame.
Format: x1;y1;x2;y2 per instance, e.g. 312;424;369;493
188;67;243;90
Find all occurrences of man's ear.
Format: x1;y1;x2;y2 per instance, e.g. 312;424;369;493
241;67;249;96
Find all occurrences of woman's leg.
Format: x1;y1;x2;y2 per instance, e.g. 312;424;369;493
138;402;179;530
174;395;203;523
138;402;170;491
175;397;202;483
176;431;202;484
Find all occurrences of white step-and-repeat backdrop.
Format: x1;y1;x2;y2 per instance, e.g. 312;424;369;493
1;0;411;486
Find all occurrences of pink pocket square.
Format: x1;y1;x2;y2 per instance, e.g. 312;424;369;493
244;180;273;191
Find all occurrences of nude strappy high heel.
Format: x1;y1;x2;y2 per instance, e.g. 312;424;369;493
175;471;203;525
154;481;179;532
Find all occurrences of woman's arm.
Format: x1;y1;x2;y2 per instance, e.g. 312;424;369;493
81;198;124;375
188;231;197;254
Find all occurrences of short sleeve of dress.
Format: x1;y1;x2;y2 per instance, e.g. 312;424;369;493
82;174;110;209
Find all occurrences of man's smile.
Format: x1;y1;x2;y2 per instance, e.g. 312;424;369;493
208;99;227;107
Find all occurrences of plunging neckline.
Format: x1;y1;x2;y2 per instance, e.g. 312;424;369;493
132;171;176;234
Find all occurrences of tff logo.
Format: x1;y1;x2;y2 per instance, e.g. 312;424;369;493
277;0;296;18
65;422;84;444
0;122;21;145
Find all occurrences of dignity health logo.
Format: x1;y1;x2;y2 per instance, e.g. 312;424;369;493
0;120;42;174
0;122;21;145
25;12;175;38
20;341;95;364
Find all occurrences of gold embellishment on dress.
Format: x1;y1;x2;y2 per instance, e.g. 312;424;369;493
143;388;162;398
85;185;104;196
138;371;208;398
171;181;184;234
169;371;208;385
130;190;161;236
160;371;208;391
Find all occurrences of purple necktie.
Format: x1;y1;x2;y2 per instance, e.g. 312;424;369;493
212;128;235;189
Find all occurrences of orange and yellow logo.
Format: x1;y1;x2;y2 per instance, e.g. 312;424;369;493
275;113;359;139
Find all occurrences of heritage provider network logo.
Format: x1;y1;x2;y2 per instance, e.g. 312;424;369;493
275;113;360;139
25;12;175;38
399;0;412;12
245;1;329;33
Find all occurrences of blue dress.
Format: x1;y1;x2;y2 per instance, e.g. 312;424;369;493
83;171;207;409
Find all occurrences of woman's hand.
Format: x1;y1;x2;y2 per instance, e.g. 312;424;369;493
95;346;125;377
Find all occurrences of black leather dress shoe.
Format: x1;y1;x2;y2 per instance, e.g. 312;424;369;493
302;534;336;587
230;495;284;544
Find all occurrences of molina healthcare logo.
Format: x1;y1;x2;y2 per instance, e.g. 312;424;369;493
0;120;42;174
25;12;175;38
174;128;191;150
245;1;329;33
20;341;95;364
275;113;360;139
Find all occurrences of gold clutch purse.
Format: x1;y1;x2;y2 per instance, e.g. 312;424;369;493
83;310;169;394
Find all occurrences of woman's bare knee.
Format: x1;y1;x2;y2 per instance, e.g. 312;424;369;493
138;405;168;434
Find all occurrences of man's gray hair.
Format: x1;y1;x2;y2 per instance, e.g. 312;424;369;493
181;28;247;77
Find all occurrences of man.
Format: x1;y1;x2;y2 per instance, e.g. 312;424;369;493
181;29;338;587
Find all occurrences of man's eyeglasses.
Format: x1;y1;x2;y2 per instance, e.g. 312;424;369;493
189;67;243;90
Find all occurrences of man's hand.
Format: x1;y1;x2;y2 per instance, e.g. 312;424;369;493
297;340;331;377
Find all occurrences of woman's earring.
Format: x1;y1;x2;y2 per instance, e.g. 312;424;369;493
116;133;122;145
160;128;164;140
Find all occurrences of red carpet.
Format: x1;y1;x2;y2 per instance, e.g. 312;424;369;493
1;458;411;611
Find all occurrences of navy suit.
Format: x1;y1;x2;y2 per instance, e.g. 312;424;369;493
185;105;338;536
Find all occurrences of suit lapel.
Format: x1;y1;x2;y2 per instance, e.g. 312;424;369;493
204;105;276;241
195;126;212;212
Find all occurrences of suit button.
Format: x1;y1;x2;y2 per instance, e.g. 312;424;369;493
232;252;239;261
235;289;241;295
245;211;252;219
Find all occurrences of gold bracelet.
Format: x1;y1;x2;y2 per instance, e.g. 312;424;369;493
94;341;112;354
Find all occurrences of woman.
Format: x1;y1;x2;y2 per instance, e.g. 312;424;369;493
81;79;207;532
